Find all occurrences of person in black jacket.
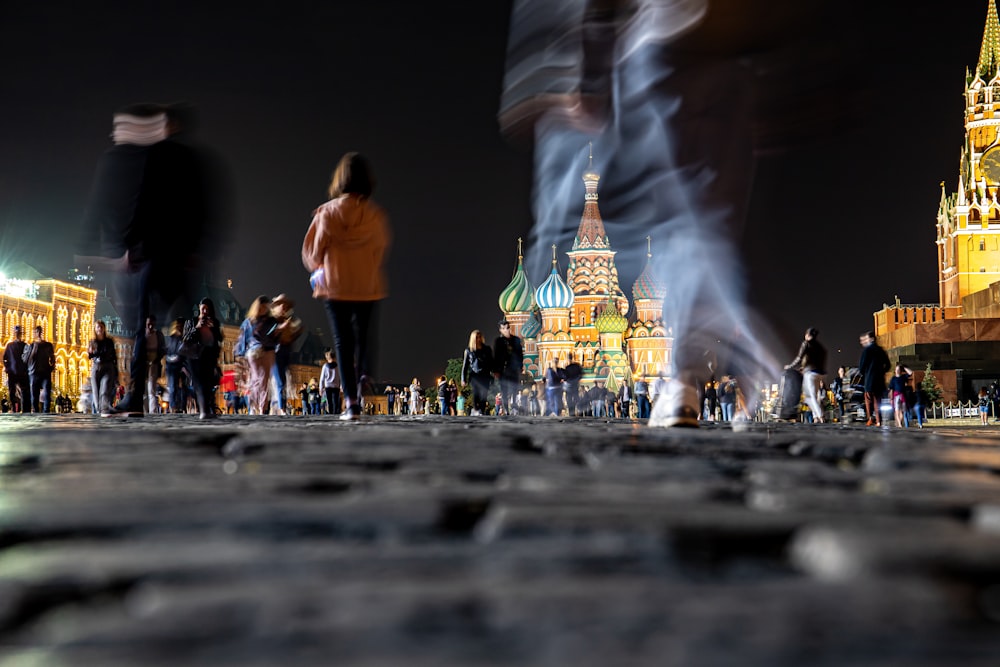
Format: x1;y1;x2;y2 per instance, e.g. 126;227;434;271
24;326;56;413
461;330;495;416
785;327;828;424
3;326;30;413
188;298;224;419
858;331;891;427
88;320;119;416
492;319;524;415
77;102;231;417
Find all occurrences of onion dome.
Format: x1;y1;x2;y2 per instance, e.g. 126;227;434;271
595;298;627;334
535;245;574;309
632;236;666;301
498;238;535;313
521;307;542;339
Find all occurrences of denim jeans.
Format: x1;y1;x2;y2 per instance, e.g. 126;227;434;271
636;394;651;419
720;401;734;422
545;387;562;415
29;373;51;413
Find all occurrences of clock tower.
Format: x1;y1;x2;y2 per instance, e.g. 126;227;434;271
939;0;1000;309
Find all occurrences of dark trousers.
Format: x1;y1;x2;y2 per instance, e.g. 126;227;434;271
323;300;377;408
324;387;341;414
7;375;30;413
500;376;520;414
565;382;580;415
29;373;52;413
187;353;219;416
165;363;185;412
470;374;491;413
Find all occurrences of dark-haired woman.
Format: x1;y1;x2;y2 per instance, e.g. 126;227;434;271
302;152;391;421
188;297;223;419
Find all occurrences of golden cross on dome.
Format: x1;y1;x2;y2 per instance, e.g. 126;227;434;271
551;244;558;265
517;236;523;260
646;235;652;258
588;141;593;169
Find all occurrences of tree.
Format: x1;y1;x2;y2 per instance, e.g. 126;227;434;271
921;363;942;403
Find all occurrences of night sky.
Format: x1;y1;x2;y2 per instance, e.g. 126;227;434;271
0;1;991;384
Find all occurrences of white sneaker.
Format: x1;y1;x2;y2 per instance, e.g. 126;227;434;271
648;380;700;428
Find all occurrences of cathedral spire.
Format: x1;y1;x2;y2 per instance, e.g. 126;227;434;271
573;147;609;250
978;0;1000;80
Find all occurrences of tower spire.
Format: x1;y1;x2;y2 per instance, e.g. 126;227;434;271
978;0;1000;79
551;244;558;266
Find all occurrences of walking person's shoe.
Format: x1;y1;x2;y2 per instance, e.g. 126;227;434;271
340;403;362;421
107;392;145;418
649;380;700;428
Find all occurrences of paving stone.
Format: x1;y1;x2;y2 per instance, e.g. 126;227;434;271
1;415;1000;665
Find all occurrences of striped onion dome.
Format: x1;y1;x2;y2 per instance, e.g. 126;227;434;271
521;307;542;339
498;242;535;313
632;246;666;301
594;298;628;334
535;246;574;309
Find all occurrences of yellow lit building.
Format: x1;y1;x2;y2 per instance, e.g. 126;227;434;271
0;269;98;403
875;0;1000;401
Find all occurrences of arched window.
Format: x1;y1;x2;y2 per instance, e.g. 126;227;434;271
55;358;66;394
80;313;92;346
57;306;68;345
70;310;79;347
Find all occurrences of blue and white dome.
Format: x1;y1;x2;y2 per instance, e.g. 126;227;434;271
535;264;574;310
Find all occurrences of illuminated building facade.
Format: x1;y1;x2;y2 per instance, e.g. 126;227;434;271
1;266;327;412
498;154;671;386
875;0;1000;401
0;270;98;403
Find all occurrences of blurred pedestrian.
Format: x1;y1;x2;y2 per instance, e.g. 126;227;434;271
270;293;302;416
3;325;29;413
493;319;524;415
980;386;991;426
718;375;737;422
24;325;56;413
562;353;583;415
785;327;828;424
543;359;564;416
88;320;118;416
141;315;166;414
163;318;187;413
321;350;341;415
240;295;278;415
858;331;890;427
461;330;494;416
187;297;223;419
76;102;229;417
303;152;391;421
409;378;422;415
634;374;651;419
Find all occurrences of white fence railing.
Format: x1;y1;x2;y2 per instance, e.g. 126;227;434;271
927;401;990;419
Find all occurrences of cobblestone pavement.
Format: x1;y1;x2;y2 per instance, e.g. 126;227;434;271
2;414;1000;666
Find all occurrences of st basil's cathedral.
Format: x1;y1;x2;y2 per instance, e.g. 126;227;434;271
497;154;672;388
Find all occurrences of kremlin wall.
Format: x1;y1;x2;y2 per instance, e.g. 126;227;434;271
875;0;1000;402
